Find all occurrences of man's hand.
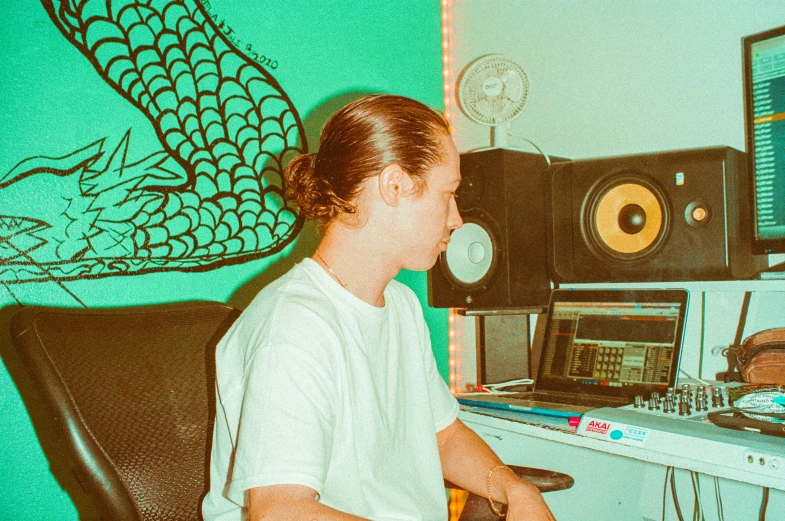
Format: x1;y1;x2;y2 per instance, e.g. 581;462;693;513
438;419;559;521
501;477;557;521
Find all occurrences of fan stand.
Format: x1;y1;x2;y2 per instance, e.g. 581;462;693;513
491;124;509;148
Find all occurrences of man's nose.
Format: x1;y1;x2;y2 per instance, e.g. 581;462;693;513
449;201;463;230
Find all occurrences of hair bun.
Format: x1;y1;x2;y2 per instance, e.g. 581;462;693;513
284;152;350;224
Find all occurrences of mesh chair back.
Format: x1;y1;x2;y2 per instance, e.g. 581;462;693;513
11;301;240;521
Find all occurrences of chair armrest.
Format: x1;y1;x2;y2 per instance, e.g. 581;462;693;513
444;464;574;493
445;465;573;521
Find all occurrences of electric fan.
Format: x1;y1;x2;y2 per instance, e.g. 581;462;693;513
457;54;530;148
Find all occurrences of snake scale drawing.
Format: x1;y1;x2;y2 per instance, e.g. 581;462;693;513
0;0;306;285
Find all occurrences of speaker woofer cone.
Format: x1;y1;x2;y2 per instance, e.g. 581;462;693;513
582;173;670;261
441;220;500;289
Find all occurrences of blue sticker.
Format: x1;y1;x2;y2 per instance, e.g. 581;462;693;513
610;430;623;440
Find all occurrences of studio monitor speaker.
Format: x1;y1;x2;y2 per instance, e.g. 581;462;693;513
476;314;531;384
428;149;561;309
549;146;766;282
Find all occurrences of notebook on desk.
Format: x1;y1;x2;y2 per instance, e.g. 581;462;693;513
457;288;690;416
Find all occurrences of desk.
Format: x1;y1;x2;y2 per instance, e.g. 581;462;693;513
459;407;785;521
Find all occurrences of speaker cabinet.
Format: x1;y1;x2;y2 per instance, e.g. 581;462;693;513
550;146;767;282
428;149;560;309
476;314;531;384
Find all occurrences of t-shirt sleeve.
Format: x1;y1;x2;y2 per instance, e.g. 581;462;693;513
411;296;459;432
423;331;459;432
227;339;337;504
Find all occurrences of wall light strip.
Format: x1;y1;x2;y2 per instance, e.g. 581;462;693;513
441;0;461;393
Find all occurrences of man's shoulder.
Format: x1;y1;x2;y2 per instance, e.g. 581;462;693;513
239;262;340;336
247;261;331;306
386;278;423;314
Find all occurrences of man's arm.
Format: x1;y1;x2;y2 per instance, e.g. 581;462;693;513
248;485;370;521
437;418;557;521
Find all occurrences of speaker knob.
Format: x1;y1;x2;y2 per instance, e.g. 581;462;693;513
685;199;712;227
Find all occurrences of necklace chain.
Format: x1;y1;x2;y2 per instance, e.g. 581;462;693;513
315;251;347;288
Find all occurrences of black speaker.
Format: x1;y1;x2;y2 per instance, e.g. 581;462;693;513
428;149;560;309
549;146;767;282
476;314;531;385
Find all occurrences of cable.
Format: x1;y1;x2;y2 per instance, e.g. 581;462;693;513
722;291;753;382
678;367;712;386
691;479;698;521
484;378;534;389
690;472;697;521
670;467;686;521
691;475;698;521
480;378;534;393
698;292;706;380
735;292;753;346
662;467;671;521
759;487;769;521
690;471;704;521
457;378;535;396
504;132;552;166
713;476;725;521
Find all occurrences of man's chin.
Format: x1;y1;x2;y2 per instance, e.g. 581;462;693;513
403;253;441;273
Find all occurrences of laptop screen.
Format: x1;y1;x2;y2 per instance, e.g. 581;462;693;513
535;288;689;400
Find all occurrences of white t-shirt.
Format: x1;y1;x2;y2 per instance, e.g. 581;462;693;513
202;258;459;521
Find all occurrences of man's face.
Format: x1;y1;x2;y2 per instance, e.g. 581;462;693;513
397;135;463;271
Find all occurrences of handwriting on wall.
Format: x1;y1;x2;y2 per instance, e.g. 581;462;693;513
201;0;279;70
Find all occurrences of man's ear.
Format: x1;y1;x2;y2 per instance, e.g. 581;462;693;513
378;163;415;207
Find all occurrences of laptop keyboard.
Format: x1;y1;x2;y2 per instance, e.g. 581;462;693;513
522;392;627;408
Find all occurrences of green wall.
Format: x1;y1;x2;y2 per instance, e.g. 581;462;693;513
0;0;446;518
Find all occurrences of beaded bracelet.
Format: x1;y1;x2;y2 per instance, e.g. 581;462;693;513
486;464;514;517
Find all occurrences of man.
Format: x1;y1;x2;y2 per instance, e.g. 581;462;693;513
203;94;557;521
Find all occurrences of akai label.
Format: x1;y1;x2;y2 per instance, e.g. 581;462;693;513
583;420;611;435
578;419;649;447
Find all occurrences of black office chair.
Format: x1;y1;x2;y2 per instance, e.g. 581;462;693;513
11;301;241;521
11;302;571;521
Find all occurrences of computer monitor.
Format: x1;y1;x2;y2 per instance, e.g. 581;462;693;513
743;24;785;269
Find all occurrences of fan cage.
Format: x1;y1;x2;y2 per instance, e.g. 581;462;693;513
458;55;530;126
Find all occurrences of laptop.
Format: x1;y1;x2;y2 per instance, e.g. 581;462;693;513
457;288;690;416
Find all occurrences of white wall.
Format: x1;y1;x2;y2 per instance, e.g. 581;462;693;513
451;0;783;157
449;1;785;387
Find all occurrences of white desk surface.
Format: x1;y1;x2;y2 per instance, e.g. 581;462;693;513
458;406;785;491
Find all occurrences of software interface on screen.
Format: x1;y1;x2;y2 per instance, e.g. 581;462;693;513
749;32;785;244
540;301;681;388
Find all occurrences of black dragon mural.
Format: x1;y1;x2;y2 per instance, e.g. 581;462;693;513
0;0;306;289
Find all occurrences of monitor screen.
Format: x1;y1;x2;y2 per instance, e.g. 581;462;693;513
540;301;682;387
535;289;688;399
743;24;785;255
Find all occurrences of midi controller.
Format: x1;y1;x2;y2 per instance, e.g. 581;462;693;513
576;382;785;489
